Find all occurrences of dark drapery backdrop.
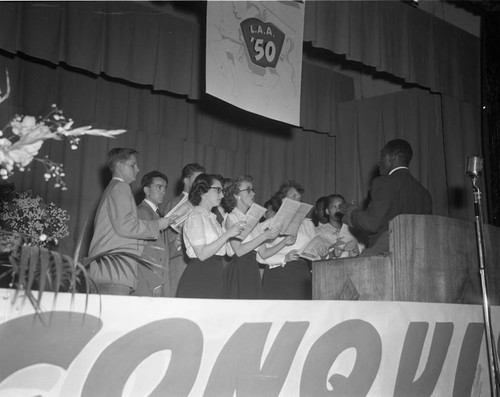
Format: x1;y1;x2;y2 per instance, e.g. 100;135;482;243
483;11;500;226
0;53;343;255
0;2;479;103
304;0;480;105
0;2;482;256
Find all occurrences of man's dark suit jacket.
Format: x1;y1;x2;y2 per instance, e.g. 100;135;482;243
347;168;432;254
134;200;170;296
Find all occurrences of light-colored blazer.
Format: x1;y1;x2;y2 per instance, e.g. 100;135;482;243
89;179;159;289
134;201;170;296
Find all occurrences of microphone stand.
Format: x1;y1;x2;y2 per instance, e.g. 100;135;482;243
470;174;500;396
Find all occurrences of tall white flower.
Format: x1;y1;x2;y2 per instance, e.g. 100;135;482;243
8;140;44;167
11;115;37;136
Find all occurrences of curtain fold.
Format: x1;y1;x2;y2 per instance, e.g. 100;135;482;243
441;95;482;221
304;0;480;105
300;60;354;136
60;2;106;74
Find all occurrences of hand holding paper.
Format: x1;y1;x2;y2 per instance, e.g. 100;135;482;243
237;202;267;240
285;249;299;263
227;221;246;238
263;224;282;241
269;198;313;236
297;234;332;261
165;195;194;233
327;237;360;259
158;217;174;231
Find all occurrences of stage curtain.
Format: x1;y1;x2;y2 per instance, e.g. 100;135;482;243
0;1;478;107
0;53;337;256
440;95;482;221
0;2;202;99
304;1;480;105
0;2;355;135
300;60;354;136
337;88;481;221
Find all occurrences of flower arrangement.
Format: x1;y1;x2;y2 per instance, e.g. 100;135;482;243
0;70;126;189
0;70;155;305
0;191;70;247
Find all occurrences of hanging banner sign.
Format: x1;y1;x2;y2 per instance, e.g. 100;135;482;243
206;1;305;126
0;289;497;396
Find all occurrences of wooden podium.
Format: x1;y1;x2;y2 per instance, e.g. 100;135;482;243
312;214;500;304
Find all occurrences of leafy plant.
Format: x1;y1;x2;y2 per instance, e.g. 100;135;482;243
0;228;162;312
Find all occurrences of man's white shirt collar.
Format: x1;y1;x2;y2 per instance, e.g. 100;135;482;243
144;199;158;213
389;166;409;175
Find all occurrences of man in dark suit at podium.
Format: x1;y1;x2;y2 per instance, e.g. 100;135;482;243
340;139;432;255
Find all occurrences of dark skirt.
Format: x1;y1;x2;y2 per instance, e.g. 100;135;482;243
177;256;224;299
261;259;312;300
224;251;262;299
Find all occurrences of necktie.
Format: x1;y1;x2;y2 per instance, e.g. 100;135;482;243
156;208;161;217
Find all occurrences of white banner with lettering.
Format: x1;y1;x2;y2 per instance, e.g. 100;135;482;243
0;289;496;396
206;1;305;126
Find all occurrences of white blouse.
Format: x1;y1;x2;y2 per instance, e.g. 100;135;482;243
183;206;227;258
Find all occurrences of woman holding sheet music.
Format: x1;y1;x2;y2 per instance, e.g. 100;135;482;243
177;173;245;299
258;181;316;300
223;176;283;299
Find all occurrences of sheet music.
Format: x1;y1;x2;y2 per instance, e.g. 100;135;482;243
170;209;193;234
342;239;359;251
319;225;360;258
237;202;267;240
270;198;313;236
269;198;300;233
165;194;193;234
298;234;332;261
164;192;188;218
284;201;312;235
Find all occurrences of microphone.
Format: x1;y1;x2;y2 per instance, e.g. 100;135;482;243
466;156;483;178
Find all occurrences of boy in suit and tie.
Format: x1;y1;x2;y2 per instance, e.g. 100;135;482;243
134;170;171;297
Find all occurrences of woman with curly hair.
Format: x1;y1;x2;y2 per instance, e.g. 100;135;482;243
274;180;305;202
258;180;316;300
177;173;245;298
223;175;283;299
